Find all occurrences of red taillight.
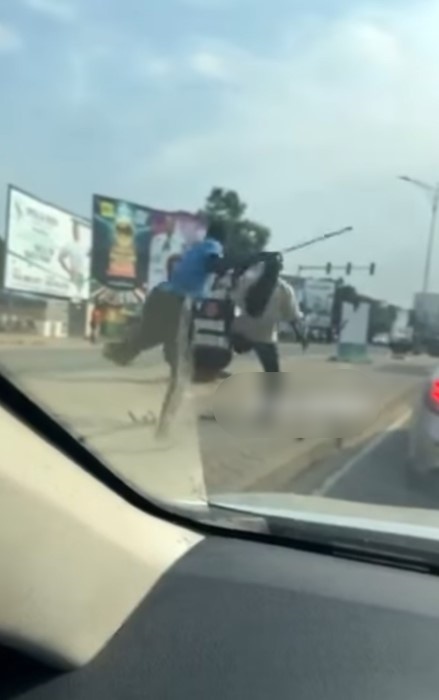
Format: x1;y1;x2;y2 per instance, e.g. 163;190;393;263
427;380;439;411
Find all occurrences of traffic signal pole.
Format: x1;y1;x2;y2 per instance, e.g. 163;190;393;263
297;263;376;276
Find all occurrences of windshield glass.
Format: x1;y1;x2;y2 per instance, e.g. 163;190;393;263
2;0;439;549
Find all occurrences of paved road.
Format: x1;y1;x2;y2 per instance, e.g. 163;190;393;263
0;346;162;378
0;341;341;379
294;412;439;511
0;342;390;379
3;339;427;509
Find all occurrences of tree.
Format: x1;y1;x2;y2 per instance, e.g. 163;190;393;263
201;187;271;258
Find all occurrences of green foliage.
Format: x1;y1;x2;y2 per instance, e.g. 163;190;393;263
201;187;271;258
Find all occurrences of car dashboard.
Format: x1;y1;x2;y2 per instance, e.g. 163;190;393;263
2;533;439;700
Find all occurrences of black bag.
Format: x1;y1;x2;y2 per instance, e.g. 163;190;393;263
232;333;253;354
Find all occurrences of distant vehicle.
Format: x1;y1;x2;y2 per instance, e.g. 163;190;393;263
371;333;389;346
413;293;439;356
389;327;413;358
408;367;439;485
388;308;413;357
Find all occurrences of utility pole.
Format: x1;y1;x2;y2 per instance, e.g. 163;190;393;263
282;226;353;256
398;175;439;293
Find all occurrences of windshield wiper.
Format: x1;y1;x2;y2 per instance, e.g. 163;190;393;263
265;514;439;574
209;503;439;575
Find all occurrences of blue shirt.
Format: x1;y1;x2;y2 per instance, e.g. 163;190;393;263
161;237;223;299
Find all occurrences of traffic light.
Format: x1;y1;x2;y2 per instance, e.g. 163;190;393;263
325;262;332;275
346;262;352;275
369;263;376;276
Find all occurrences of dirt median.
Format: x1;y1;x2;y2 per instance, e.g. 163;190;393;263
15;354;428;499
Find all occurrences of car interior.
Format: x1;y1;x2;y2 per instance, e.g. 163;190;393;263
2;371;439;700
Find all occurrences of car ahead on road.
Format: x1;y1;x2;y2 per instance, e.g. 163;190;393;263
371;332;389;347
389;328;413;358
408;368;439;484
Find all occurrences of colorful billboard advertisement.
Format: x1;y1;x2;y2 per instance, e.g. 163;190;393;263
3;185;92;300
92;195;152;290
92;195;206;291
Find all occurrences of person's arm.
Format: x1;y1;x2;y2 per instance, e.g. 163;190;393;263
204;254;229;276
281;282;303;322
58;247;71;276
204;251;258;276
280;283;308;344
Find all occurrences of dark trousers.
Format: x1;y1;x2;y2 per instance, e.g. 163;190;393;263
253;342;280;372
104;287;190;438
106;287;185;367
252;342;281;399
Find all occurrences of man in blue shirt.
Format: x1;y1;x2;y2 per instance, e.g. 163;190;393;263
103;220;227;370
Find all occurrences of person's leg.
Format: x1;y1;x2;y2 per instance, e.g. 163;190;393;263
156;296;193;439
253;342;280;373
252;342;282;425
103;287;189;439
103;288;174;365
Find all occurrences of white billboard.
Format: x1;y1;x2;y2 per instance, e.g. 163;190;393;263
303;278;336;329
4;186;91;300
147;212;206;292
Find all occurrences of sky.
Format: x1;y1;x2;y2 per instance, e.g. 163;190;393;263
1;0;439;306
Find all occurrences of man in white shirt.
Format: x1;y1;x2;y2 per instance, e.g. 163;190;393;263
230;252;304;428
58;220;87;298
232;252;303;372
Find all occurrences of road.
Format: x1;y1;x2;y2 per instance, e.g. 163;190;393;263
0;341;340;378
294;408;439;511
1;340;432;511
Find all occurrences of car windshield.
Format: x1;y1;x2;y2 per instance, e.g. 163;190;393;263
2;0;439;554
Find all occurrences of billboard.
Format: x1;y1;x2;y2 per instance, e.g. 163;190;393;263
302;278;336;329
147;211;206;291
92;195;152;290
92;195;206;291
3;186;91;300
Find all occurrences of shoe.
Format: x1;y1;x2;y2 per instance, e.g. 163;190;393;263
103;343;131;366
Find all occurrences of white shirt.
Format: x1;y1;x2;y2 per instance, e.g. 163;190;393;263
148;231;184;290
59;241;86;277
232;275;303;343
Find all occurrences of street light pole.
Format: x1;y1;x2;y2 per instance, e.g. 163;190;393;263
423;192;439;293
281;226;353;256
398;175;439;293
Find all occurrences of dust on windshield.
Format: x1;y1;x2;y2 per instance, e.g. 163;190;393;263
2;0;439;535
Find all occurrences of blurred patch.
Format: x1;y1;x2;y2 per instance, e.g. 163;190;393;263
212;371;377;441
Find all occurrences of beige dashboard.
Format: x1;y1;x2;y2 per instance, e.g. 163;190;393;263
0;406;202;670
